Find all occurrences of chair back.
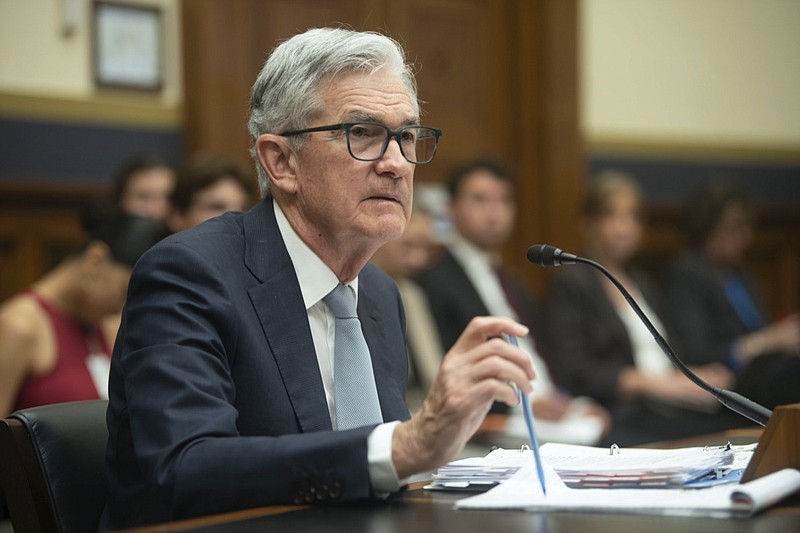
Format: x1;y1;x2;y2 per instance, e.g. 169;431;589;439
0;400;109;533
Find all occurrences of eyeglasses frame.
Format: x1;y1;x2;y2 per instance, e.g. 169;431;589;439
279;122;442;165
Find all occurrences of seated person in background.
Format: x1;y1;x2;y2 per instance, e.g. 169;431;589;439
0;210;166;417
370;206;444;412
167;154;257;233
415;158;609;444
101;28;536;529
546;171;741;446
665;182;800;410
111;153;176;223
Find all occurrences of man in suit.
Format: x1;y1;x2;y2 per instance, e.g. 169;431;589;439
416;159;609;434
101;28;535;529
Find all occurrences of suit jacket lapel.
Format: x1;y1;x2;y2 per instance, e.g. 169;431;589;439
244;200;332;433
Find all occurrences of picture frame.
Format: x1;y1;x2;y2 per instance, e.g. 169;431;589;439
92;1;163;91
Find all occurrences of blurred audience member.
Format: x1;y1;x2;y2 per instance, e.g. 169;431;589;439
417;158;609;444
112;154;176;222
0;210;166;416
546;171;740;446
167;154;257;233
665;182;800;409
371;207;442;411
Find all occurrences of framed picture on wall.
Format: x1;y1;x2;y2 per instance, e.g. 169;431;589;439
92;1;163;91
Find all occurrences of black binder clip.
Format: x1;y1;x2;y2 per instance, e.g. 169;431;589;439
609;443;620;456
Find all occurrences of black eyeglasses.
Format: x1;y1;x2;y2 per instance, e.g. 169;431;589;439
280;122;442;165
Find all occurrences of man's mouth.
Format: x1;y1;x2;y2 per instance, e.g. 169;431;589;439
368;194;401;203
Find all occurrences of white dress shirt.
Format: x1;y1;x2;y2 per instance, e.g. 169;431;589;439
273;200;403;493
615;290;672;376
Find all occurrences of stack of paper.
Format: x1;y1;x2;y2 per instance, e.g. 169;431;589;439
425;448;530;491
539;442;745;488
427;443;755;492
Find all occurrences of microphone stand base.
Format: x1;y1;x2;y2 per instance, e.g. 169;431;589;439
742;403;800;482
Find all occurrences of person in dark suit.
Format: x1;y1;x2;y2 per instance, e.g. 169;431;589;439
416;159;609;440
101;28;535;529
547;172;741;446
664;182;800;410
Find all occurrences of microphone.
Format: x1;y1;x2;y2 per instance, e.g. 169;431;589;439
527;244;772;426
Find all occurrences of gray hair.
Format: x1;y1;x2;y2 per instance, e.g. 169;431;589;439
248;27;420;197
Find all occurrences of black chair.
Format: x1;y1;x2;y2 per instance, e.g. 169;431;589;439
0;400;109;533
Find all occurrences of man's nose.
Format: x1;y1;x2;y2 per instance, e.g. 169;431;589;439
376;137;408;175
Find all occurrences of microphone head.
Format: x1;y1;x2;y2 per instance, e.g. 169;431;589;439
527;244;561;266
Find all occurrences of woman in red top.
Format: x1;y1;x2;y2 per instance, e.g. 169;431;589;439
0;209;165;416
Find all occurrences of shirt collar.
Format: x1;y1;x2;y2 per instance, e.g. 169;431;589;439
273;199;358;309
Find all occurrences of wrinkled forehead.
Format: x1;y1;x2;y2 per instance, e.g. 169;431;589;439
313;68;419;121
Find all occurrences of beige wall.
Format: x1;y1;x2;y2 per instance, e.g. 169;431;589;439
0;0;182;125
580;0;800;151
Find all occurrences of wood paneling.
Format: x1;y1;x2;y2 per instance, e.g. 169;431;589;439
181;0;371;179
509;0;584;296
383;0;514;177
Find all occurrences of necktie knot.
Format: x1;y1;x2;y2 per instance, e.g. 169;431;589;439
324;284;357;318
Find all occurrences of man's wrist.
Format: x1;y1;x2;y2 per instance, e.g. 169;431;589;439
368;421;406;494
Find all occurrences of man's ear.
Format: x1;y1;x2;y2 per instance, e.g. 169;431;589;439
255;134;299;195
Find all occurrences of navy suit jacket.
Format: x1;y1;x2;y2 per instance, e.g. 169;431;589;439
101;200;410;529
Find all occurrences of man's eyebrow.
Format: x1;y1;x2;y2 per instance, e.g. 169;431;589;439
343;111;420;126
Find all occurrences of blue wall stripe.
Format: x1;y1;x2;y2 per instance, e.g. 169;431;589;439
589;155;800;208
0;117;183;185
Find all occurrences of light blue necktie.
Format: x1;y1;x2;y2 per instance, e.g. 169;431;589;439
324;284;383;430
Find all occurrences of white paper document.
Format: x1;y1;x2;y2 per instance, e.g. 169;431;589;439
455;456;800;518
425;448;531;491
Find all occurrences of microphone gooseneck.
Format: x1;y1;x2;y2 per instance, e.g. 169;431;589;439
527;244;772;426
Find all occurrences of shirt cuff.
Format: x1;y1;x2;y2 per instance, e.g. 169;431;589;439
368;420;407;494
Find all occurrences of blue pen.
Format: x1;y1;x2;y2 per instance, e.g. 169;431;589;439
507;335;547;496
